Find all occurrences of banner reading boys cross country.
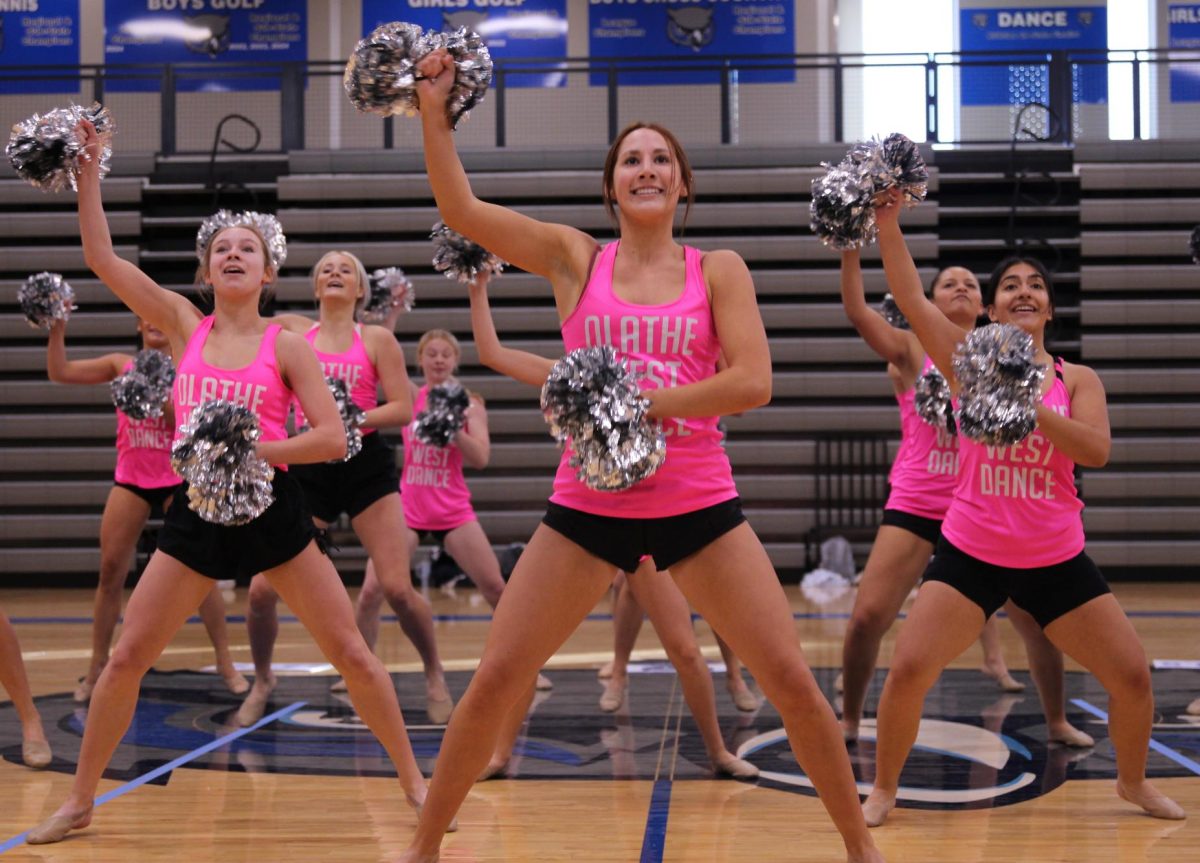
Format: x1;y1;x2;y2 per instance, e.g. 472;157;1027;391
0;0;80;94
103;0;307;93
363;0;568;88
588;0;794;86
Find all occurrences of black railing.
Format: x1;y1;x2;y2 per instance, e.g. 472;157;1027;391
2;48;1198;154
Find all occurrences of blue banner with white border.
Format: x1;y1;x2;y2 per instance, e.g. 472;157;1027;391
103;0;307;93
0;0;80;94
959;6;1107;105
588;0;794;86
1168;4;1200;102
363;0;568;88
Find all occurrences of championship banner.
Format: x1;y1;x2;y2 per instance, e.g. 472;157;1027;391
0;0;80;94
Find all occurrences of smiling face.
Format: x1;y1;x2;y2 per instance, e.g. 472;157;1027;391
203;226;271;302
313;251;366;310
929;266;983;328
602;123;694;233
418;336;459;385
988;261;1054;334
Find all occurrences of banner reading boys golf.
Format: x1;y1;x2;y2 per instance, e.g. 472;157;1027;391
588;0;794;86
959;6;1108;105
0;0;80;94
104;0;306;93
363;0;568;88
1168;4;1200;102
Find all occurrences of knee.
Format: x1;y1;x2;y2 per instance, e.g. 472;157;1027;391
97;556;130;588
247;581;278;616
1107;660;1152;701
107;640;155;680
663;639;705;671
755;660;827;718
882;651;940;697
328;639;378;681
847;604;894;642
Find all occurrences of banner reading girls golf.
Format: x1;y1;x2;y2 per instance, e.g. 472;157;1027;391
0;0;80;94
1168;4;1200;102
959;6;1108;105
104;0;307;93
363;0;568;88
588;0;794;86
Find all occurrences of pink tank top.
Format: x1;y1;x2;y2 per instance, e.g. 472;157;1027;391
173;316;291;467
293;323;380;434
114;361;178;489
940;360;1085;567
550;242;738;518
400;385;476;530
885;357;959;520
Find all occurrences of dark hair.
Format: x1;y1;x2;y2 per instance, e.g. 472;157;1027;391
602;122;694;236
985;255;1055;312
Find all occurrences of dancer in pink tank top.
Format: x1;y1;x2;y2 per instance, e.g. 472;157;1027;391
837;252;1090;750
27;121;433;846
44;316;247;704
232;251;457;728
861;190;1184;827
398;48;884;863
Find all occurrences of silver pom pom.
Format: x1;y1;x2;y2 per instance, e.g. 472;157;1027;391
18;272;75;328
328;377;366;460
952;323;1045;446
195;210;288;270
431;221;506;283
344;22;492;129
1190;224;1199;265
879;293;910;329
361;267;415;324
811;132;928;250
540;346;666;492
914;366;955;436
171;401;275;525
110;348;175;420
6;102;114;193
414;382;470;447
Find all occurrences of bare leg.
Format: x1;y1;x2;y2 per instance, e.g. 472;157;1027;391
671;524;882;862
1041;595;1183;819
864;581;987;827
198;583;249;695
442;521;505;609
601;571;644;711
978;613;1024;692
398;524;617;860
0;608;50;767
236;574;280;727
353;496;451;722
28;552;216;843
626;561;757;778
714;631;760;712
356;561;388;651
1003;601;1093;746
841;525;933;742
477;681;538;780
77;486;150;702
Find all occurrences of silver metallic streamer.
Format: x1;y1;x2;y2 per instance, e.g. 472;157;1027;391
1190;224;1199;265
540;346;666;492
195;210;288;271
18;272;75;328
110;348;175;421
329;377;366;460
879;293;910;330
171;400;275;525
914;366;955;436
361;266;415;323
414;382;470;447
6;102;114;193
430;221;506;283
344;22;493;129
952;323;1045;446
810;132;928;250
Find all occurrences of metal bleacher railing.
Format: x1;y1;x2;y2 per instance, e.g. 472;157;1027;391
2;48;1199;153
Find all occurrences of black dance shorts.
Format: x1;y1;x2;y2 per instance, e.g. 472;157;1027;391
114;481;181;517
542;497;746;573
921;536;1112;628
290;432;398;523
881;508;942;545
156;471;321;581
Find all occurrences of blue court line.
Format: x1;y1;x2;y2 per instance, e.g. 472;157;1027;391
1071;698;1200;776
0;701;305;854
639;779;674;863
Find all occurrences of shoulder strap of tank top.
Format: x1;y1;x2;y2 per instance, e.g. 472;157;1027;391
1054;356;1065;382
260;323;284;370
186;315;215;363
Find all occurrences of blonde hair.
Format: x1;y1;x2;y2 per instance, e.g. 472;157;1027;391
311;250;371;319
417;329;461;364
193;225;277;306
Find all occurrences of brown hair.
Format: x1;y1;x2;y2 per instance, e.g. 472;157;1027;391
417;329;461;365
193;225;277;306
602;122;694;236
